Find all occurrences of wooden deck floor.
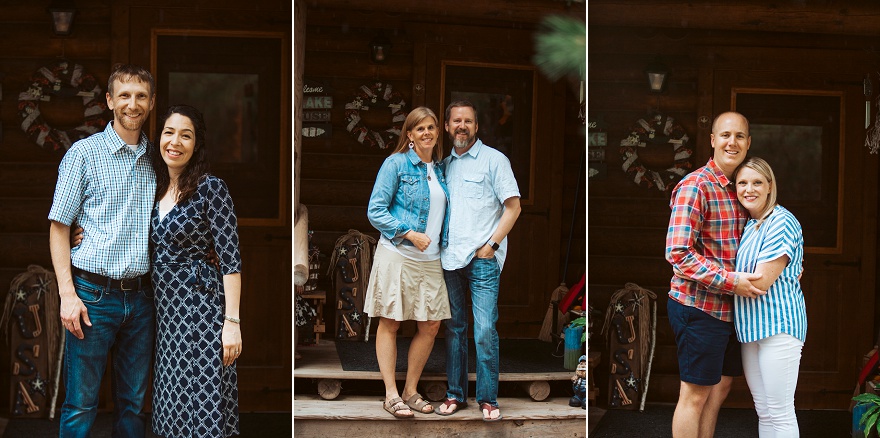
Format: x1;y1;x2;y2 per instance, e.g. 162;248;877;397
293;394;587;437
294;339;573;382
294;340;586;436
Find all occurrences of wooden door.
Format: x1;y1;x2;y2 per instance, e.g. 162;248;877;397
711;53;877;408
410;24;565;338
123;4;292;411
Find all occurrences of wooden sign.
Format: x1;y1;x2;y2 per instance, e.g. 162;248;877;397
303;96;333;110
303;79;329;95
303;111;331;122
302;123;332;139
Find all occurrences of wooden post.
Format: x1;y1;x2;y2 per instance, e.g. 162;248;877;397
520;381;551;401
317;379;342;400
423;381;447;401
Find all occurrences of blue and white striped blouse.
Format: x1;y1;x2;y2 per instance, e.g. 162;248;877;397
734;205;807;343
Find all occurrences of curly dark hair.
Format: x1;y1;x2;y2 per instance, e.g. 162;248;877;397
151;104;210;203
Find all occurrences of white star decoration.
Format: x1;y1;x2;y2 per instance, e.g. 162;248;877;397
34;276;52;297
338;246;348;257
625;375;638;390
30;376;45;393
15;288;27;302
613;302;625;314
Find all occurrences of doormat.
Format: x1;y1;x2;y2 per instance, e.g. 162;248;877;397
335;337;571;374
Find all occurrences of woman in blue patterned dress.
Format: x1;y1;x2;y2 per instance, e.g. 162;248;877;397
150;105;242;437
733;157;806;438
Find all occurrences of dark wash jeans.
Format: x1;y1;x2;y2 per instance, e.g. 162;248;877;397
59;274;155;438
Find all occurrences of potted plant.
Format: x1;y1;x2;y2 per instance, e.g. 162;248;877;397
853;392;880;437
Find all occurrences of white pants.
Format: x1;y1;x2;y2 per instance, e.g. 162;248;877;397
742;333;804;438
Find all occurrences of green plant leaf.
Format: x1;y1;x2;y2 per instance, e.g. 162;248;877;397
864;407;879;432
569;317;586;328
863;404;880;426
854;393;880;404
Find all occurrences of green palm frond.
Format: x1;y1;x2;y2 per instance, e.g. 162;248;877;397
533;15;586;81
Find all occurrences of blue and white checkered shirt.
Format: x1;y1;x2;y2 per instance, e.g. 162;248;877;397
48;122;156;279
440;139;521;271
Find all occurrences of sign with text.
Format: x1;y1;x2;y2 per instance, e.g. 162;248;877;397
303;110;331;122
303;95;332;109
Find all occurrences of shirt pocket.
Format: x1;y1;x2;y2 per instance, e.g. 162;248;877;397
399;174;420;201
463;174;485;199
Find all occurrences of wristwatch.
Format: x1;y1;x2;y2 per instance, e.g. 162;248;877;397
487;240;500;251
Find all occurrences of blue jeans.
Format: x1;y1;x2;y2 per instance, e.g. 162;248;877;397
444;256;500;406
60;274;155;438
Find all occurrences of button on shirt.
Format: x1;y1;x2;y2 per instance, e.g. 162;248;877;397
48;122;156;279
441;139;521;271
666;159;747;322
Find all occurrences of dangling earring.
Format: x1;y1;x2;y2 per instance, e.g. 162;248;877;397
408;141;414;149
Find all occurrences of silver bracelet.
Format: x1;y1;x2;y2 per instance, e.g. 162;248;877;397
224;315;241;324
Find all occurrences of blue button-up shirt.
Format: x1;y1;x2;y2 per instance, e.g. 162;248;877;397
48;122;156;279
367;148;450;247
441;139;521;271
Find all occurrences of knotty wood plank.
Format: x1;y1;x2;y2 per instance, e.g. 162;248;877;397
294;340;574;382
293;394;587;421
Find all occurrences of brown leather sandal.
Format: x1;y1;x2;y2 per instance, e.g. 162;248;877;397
405;393;434;414
436;398;468;416
383;397;414;419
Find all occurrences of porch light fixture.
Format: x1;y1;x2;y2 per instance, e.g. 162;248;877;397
369;31;392;64
645;59;669;93
49;0;77;36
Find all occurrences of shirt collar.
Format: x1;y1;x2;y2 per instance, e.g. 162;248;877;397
405;147;423;165
103;121;149;156
450;138;484;159
707;158;733;187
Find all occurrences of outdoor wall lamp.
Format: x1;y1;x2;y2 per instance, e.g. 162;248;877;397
49;0;77;36
369;31;392;64
645;59;669;93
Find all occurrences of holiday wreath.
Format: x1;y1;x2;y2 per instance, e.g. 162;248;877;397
17;61;109;151
343;82;407;149
619;113;692;191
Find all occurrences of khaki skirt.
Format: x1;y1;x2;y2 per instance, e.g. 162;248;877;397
364;244;451;321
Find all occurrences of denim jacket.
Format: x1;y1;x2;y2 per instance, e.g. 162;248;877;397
367;148;450;248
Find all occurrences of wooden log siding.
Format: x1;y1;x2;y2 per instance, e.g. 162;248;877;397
589;0;880;37
2;0;293;414
589;12;880;408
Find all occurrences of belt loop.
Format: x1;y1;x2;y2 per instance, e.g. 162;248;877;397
106;277;113;291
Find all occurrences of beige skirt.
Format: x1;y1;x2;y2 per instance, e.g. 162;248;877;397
364;244;451;321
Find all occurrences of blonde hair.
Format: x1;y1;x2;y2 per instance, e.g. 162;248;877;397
390;107;443;162
735;156;778;229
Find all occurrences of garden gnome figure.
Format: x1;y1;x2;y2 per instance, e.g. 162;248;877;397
570;354;587;409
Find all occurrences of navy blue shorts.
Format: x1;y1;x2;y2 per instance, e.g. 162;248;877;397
667;297;742;386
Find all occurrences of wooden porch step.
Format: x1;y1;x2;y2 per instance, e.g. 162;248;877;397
295;339;573;381
293;394;587;437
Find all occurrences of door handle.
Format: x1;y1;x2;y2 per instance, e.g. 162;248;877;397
822;259;861;268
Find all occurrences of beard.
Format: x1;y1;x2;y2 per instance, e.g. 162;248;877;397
451;130;473;149
113;107;145;132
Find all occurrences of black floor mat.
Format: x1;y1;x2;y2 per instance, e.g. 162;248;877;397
335;337;574;374
590;405;850;438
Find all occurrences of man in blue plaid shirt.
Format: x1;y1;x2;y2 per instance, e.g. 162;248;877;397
48;64;157;438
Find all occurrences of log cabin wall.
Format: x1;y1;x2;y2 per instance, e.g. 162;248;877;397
299;1;586;339
0;0;291;414
590;1;880;410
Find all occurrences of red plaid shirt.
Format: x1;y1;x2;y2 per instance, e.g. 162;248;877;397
666;159;748;322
